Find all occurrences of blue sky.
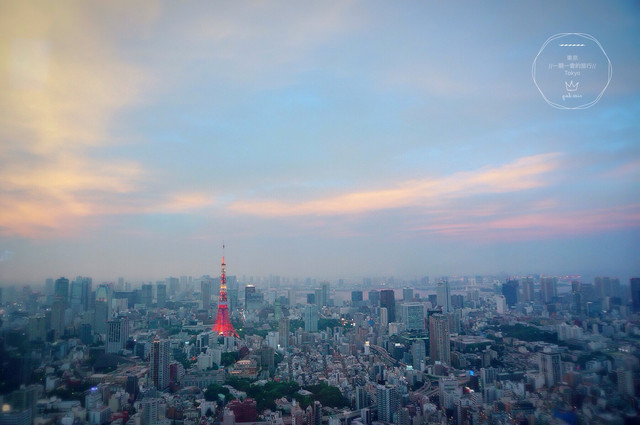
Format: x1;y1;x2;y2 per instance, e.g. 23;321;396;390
0;1;638;283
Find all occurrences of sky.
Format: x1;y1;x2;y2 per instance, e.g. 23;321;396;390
0;1;639;284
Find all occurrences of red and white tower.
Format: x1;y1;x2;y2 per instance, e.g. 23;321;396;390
212;246;239;337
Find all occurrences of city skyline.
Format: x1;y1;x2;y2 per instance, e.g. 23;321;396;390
1;2;639;284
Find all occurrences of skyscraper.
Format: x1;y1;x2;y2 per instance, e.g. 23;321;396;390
70;276;91;313
520;277;534;303
106;318;129;354
321;282;330;307
305;305;319;332
436;280;451;312
212;251;240;337
501;280;519;307
402;287;414;301
376;384;399;423
278;317;290;350
141;284;153;307
631;278;640;313
540;277;557;304
54;277;70;307
401;303;425;331
539;350;561;388
429;314;450;365
379;290;396;323
156;283;166;309
150;339;170;390
201;277;212;310
94;284;111;334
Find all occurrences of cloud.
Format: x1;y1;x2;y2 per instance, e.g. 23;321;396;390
228;153;562;216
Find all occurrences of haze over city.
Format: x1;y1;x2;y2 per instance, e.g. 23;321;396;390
0;1;639;284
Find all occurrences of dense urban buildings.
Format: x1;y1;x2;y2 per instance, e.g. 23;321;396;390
0;271;639;425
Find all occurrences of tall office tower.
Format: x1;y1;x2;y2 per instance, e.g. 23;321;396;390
212;251;239;337
355;386;369;410
227;275;239;311
351;290;363;305
368;290;380;307
304;305;319;332
141;284;153;307
54;277;70;306
50;298;65;337
520;277;534;303
402;287;414;301
402;303;425;331
201;277;212;310
245;284;263;310
539;350;561;388
595;276;620;299
376;384;399;423
540;277;557;304
94;284;111;334
379;290;396;323
501;280;519;307
278;317;290;349
106;318;129;354
150;339;170;390
436;280;451;312
411;341;426;370
288;288;297;307
166;277;179;298
631;278;640;313
141;397;159;425
572;281;583;316
380;307;389;328
314;288;323;310
70;276;91;313
429;313;451;365
321;282;330;307
156;283;167;309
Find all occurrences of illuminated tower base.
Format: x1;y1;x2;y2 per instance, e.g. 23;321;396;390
212;251;239;337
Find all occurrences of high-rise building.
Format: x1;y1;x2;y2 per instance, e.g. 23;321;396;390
245;285;262;311
351;290;363;305
429;314;450;365
380;307;389;328
376;384;399;423
411;341;426;370
502;280;519;307
141;284;153;307
314;288;323;310
379;290;396;323
156;283;167;309
321;282;330;307
141;397;159;425
278;317;290;350
50;298;65;337
401;303;425;331
368;290;380;307
540;277;557;304
355;386;369;410
288;288;297;307
403;287;414;301
70;276;91;313
520;277;534;303
150;339;170;390
227;275;239;311
595;276;621;299
305;305;319;332
212;251;239;337
106;318;129;354
539;350;561;388
436;280;451;312
201;277;212;310
94;284;111;334
54;277;70;307
631;278;640;313
397;407;410;425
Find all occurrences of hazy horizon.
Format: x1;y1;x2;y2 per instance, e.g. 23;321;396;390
1;2;639;285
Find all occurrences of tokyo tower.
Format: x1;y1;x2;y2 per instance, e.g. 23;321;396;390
212;246;239;337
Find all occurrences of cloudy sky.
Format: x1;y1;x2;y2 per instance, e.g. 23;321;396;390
0;1;638;284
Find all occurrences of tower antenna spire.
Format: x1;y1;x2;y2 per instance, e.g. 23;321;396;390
212;242;239;337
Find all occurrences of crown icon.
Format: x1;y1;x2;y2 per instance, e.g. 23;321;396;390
565;81;579;92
